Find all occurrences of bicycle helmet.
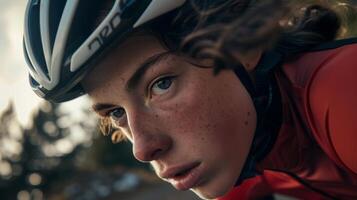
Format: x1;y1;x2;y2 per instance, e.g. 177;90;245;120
23;0;186;102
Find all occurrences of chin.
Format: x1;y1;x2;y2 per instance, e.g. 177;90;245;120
191;185;231;200
191;191;216;200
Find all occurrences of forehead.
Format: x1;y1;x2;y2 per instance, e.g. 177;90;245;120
82;35;166;93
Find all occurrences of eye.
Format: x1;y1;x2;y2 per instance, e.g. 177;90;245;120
108;108;125;122
151;76;174;95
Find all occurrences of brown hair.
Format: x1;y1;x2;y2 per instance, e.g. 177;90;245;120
96;0;355;143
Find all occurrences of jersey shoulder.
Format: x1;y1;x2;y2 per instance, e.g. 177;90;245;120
306;38;357;174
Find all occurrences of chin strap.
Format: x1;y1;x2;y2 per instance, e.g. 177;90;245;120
233;51;283;186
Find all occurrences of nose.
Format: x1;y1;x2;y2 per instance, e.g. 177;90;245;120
133;133;172;162
129;111;172;162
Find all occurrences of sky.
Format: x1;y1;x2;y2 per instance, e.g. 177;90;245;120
0;0;98;177
0;0;88;127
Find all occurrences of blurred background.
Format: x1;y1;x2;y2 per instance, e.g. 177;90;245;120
0;0;356;200
0;0;200;199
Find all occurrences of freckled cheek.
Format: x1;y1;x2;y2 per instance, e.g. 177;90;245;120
153;81;253;151
179;98;253;151
149;102;203;148
158;98;221;143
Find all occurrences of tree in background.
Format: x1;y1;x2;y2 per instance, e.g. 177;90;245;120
0;102;24;199
0;101;87;199
0;100;148;200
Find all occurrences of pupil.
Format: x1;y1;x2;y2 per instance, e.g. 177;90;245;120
158;78;171;89
111;109;123;119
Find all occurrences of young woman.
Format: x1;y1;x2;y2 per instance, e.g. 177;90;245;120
23;0;357;199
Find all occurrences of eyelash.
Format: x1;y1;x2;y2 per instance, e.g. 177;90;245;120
106;108;126;126
148;75;176;96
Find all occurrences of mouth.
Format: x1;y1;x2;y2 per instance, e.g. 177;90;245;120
160;162;202;190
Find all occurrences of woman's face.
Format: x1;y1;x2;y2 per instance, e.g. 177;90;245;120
82;35;257;199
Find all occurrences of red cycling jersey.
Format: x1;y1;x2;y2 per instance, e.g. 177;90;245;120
219;38;357;200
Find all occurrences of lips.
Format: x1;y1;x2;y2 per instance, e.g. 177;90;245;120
159;162;202;190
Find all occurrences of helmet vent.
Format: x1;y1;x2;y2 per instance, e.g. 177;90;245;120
25;1;49;79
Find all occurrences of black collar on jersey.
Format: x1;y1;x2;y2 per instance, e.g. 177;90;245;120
234;50;283;185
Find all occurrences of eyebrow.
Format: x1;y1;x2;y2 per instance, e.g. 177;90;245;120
92;51;173;113
92;103;116;113
126;51;173;91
